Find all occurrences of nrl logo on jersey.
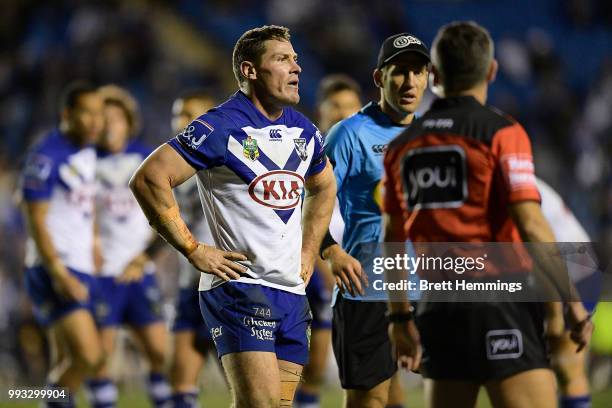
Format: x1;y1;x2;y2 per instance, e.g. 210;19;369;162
243;136;260;161
294;138;308;161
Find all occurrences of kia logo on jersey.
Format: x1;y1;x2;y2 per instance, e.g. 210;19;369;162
401;145;468;209
248;170;305;209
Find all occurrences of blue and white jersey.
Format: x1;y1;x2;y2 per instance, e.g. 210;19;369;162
325;102;406;261
168;91;327;295
96;141;154;277
537;178;590;243
21;129;97;274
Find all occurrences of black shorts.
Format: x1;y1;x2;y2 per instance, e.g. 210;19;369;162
332;296;396;390
416;302;549;382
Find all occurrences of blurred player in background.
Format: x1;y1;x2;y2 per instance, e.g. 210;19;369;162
20;81;104;407
87;85;171;408
320;33;430;408
383;21;592;408
130;25;336;407
315;74;363;135
168;89;218;408
538;178;596;408
294;74;362;408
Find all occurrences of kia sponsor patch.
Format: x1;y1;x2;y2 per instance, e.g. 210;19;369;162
248;170;305;209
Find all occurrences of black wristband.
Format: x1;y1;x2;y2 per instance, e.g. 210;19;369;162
320;230;338;258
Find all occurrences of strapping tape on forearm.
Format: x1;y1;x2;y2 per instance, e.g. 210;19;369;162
319;230;338;258
149;205;198;257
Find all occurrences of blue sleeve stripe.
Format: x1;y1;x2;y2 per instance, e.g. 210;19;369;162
306;155;327;178
23;189;52;201
167;139;206;170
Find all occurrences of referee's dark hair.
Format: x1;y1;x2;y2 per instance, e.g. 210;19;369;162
316;74;362;107
60;80;98;111
431;21;494;94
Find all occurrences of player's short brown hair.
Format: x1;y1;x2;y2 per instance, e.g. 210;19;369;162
316;74;362;107
98;85;141;136
232;25;291;86
432;21;494;94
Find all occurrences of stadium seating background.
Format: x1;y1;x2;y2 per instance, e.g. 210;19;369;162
0;0;610;405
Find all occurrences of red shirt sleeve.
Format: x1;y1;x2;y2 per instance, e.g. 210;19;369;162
382;147;403;215
491;122;541;204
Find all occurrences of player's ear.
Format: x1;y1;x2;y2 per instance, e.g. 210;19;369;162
60;107;71;123
487;58;498;84
430;65;442;87
373;68;383;88
429;65;445;98
240;61;257;82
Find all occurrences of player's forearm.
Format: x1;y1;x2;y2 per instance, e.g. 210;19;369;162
511;203;580;303
23;203;66;277
302;165;337;256
130;168;197;258
383;214;411;313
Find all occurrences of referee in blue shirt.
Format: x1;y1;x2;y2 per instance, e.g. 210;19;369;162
321;33;430;407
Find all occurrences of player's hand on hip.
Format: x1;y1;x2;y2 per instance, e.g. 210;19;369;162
300;250;316;286
389;321;422;372
326;245;368;296
187;243;248;282
52;271;89;302
116;254;147;283
566;302;594;352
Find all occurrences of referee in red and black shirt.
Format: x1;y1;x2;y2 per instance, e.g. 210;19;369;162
382;21;593;408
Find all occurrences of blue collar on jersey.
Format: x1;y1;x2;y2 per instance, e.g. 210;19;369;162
233;90;288;126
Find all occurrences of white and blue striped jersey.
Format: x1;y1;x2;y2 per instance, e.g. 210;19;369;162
168;91;327;294
96;141;154;277
21;130;97;274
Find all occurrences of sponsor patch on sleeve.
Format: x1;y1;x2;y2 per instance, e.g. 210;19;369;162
176;118;215;150
22;154;53;190
501;154;537;191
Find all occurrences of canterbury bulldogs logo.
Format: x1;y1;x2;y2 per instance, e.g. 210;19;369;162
486;329;523;360
371;144;387;154
269;128;282;141
294;138;308;161
393;35;421;48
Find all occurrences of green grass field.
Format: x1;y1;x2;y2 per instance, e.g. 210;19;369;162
2;385;612;407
